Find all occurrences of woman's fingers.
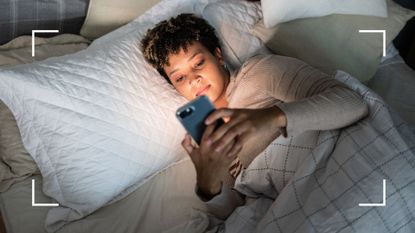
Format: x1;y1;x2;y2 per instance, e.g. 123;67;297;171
221;137;235;156
201;123;216;145
205;108;235;125
214;122;252;152
181;134;195;156
226;141;243;159
222;137;242;159
208;115;242;143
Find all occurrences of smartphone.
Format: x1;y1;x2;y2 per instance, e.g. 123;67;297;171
176;95;224;145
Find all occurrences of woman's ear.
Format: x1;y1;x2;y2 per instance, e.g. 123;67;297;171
214;47;224;65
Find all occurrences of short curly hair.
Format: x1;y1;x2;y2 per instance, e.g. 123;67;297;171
141;13;221;84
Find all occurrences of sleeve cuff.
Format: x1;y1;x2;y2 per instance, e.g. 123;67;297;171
195;183;222;202
275;102;302;137
194;183;245;219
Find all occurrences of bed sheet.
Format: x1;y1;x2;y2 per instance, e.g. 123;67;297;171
368;48;415;131
0;159;204;233
0;34;89;194
0;34;90;68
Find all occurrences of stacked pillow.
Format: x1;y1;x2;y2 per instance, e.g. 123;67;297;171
203;0;269;69
261;0;388;28
253;0;415;82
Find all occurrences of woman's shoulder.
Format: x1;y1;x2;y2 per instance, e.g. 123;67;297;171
238;54;304;76
234;54;305;82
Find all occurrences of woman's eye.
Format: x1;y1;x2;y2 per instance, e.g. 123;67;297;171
196;59;205;68
176;76;185;83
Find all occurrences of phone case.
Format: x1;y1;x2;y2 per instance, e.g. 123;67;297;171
176;95;223;145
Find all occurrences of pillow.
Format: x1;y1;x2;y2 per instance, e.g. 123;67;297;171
80;0;160;39
0;0;219;231
202;0;270;70
0;0;89;45
252;0;415;82
0;100;39;192
261;0;388;28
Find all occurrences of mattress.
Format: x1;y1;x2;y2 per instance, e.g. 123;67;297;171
0;159;204;233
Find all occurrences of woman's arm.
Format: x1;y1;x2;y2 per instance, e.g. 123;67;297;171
205;55;368;168
182;125;245;219
258;55;369;137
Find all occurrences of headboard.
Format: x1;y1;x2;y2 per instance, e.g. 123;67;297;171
0;0;90;45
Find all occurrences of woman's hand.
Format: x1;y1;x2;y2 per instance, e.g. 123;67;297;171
182;124;242;197
204;106;287;166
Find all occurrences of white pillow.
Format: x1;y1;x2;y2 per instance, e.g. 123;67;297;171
203;0;270;70
0;0;220;231
261;0;388;28
252;0;415;82
0;30;185;231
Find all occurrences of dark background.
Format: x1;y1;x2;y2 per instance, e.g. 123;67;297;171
394;16;415;70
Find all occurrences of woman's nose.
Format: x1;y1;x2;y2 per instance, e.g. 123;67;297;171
190;75;202;87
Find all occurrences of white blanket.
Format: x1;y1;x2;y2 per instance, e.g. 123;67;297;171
185;71;415;233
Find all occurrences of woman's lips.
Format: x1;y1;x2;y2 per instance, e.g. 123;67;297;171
196;85;211;97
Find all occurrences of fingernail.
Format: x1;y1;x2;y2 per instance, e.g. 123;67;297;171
205;139;211;145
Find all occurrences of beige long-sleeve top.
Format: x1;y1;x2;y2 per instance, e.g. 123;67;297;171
226;54;367;137
199;54;368;219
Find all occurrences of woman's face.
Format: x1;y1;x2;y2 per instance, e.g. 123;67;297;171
163;42;229;106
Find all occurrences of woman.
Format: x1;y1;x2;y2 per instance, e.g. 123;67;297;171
141;14;368;219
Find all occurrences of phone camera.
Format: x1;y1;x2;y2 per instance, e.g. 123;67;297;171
179;107;194;119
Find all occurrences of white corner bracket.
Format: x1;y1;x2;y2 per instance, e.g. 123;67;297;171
358;30;386;57
358;179;386;207
32;179;59;207
31;30;59;57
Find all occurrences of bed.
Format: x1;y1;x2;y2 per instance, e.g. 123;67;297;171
0;0;414;233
